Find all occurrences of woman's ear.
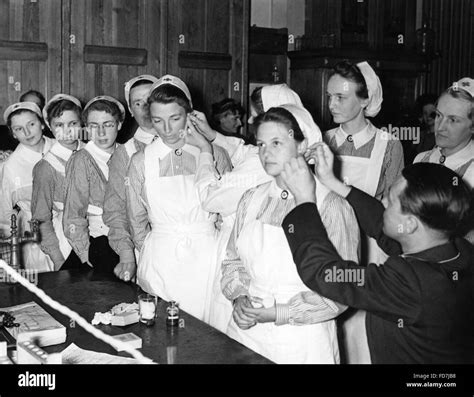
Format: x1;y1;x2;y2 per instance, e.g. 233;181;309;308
117;121;123;131
297;139;308;154
359;97;370;111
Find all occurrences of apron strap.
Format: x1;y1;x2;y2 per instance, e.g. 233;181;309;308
44;152;66;177
364;130;388;197
124;138;138;159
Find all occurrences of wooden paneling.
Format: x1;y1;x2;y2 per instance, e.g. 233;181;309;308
84;45;147;66
422;0;474;95
0;0;62;118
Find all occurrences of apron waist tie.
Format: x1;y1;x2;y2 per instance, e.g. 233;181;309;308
150;222;216;235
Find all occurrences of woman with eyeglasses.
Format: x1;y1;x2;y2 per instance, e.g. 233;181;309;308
31;94;85;271
0;102;55;271
63;96;124;274
414;78;474;189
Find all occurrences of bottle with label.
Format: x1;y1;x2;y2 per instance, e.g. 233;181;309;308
166;301;180;327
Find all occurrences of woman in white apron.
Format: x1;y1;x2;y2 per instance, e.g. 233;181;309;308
221;105;359;364
63;96;124;274
31;94;85;271
322;60;404;363
126;75;232;321
0;102;55;272
104;74;160;281
414;77;473;243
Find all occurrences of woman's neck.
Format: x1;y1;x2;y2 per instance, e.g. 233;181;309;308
27;137;45;154
60;141;79;151
440;138;471;157
164;139;185;150
341;111;368;135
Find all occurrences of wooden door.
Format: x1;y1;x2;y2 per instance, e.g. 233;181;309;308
0;0;62;117
63;0;166;104
166;0;250;115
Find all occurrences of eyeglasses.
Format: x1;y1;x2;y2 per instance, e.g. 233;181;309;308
87;121;117;130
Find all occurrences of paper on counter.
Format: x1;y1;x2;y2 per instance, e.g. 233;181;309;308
61;343;144;364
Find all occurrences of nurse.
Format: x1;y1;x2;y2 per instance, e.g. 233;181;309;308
321;60;404;363
126;75;232;321
190;87;313;333
0;102;55;271
103;74;159;281
414;78;473;188
221;105;360;364
63;96;124;273
32;94;85;270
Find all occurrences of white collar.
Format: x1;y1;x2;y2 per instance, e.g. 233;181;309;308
153;139;201;160
335;121;375;149
84;141;114;165
134;126;157;145
17;136;55;159
439;140;474;161
49;141;81;162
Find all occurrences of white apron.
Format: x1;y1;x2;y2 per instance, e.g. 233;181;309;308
226;183;339;364
328;127;388;364
137;143;218;321
43;150;73;261
205;213;235;333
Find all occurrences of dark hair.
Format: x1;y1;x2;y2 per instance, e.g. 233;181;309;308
399;163;473;238
47;100;82;126
19;90;46;109
330;60;369;100
211;98;244;128
253;107;305;142
82;100;123;124
250;86;264;114
147;84;192;113
7;109;42;129
440;87;473;122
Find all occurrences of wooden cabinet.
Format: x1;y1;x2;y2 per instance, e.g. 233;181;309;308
0;0;249;119
289;0;431;131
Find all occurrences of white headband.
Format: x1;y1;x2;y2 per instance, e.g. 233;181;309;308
356;61;383;118
43;94;82;129
279;104;322;146
261;84;303;112
83;95;126;122
148;75;193;108
452;77;474;98
124;74;159;111
3;102;43;124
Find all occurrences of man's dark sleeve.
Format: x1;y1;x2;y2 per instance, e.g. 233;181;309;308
282;203;420;323
346;188;402;256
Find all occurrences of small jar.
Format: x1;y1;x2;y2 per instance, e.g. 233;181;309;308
166;301;180;327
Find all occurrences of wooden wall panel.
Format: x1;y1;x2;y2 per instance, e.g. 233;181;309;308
0;0;62;118
422;0;474;95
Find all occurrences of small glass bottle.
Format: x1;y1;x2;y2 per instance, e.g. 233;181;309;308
166;301;179;327
272;65;280;83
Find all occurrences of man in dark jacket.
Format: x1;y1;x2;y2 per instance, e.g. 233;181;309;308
280;143;474;364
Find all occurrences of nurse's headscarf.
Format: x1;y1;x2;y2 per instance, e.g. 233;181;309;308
261;84;303;112
42;94;82;130
356;61;383;118
451;77;474;98
123;74;159;112
148;74;193;108
278;103;322;146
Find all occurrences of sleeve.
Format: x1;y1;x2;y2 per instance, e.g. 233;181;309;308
346;187;402;256
103;146;136;264
213;132;247;167
125;152;149;252
31;161;65;269
195;148;270;216
375;140;404;200
277;193;359;326
63;152;91;264
220;189;255;301
212;143;233;177
282;203;421;324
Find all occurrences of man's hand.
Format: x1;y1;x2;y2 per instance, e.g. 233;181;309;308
114;262;136;282
281;156;317;205
188;111;217;142
305;143;351;198
232;296;257;330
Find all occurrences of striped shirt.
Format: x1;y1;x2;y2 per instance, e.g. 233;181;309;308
103;137;149;264
126;142;232;252
221;182;360;326
324;123;405;200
